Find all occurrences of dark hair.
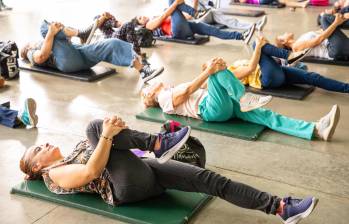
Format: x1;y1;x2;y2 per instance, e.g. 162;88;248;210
19;148;43;180
131;17;140;26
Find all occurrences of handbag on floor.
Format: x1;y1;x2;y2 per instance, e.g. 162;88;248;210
0;41;20;80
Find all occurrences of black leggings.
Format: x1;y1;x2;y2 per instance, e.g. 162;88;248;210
85;119;281;215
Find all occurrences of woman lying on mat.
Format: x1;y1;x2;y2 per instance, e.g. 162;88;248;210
20;20;163;83
276;13;349;61
141;38;340;141
233;36;349;92
133;0;256;44
20;115;318;224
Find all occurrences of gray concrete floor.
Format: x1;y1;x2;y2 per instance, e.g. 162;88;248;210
1;0;349;223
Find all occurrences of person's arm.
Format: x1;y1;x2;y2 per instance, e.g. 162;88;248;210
145;0;184;30
32;22;63;64
233;36;266;79
48;116;127;189
292;13;347;52
172;58;226;107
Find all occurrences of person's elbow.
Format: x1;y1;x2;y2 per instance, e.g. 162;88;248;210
33;53;48;64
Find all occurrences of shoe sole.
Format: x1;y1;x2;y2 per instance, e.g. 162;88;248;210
85;20;98;45
157;127;191;164
256;16;267;31
240;95;272;112
284;197;319;224
323;105;340;141
26;98;38;127
289;49;311;66
244;24;255;45
142;66;164;83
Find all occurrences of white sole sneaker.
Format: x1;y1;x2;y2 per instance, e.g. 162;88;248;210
240;93;272;112
256;15;267;31
322;105;340;141
157;127;191;164
244;24;256;45
142;66;164;83
283;197;319;224
26;98;38;127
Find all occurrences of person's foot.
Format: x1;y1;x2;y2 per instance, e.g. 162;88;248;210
0;77;5;88
140;65;164;83
315;105;340;141
78;20;98;44
195;8;211;20
287;49;310;66
256;15;267;31
278;196;319;224
155;126;191;164
242;23;256;45
240;93;272;112
19;98;38;127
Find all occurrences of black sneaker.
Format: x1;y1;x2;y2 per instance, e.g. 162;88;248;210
195;8;211;20
140;65;164;83
279;196;318;224
242;24;256;45
78;20;98;44
287;48;311;66
155;126;191;164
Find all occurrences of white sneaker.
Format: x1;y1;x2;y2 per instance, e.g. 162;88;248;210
287;48;311;66
242;24;256;45
240;93;272;112
315;105;340;141
256;15;267;31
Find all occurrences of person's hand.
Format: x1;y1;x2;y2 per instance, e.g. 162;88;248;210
255;35;268;49
102;116;127;139
204;58;227;75
175;0;185;5
334;13;347;25
48;22;64;35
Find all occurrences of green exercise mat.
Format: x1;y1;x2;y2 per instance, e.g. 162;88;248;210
11;180;213;224
136;108;265;141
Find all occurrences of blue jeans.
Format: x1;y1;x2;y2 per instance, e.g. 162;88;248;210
40;21;136;73
320;15;349;60
257;43;349;93
168;0;243;40
0;106;18;128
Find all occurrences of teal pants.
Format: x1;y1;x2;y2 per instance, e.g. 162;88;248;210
199;70;315;140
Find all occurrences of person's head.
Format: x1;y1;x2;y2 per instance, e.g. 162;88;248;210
141;82;164;108
132;16;150;27
20;143;63;180
275;32;295;49
20;43;32;61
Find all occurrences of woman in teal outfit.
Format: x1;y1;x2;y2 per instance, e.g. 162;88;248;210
141;37;340;141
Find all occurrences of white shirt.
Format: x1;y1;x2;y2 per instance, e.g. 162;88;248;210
157;83;208;119
297;31;333;59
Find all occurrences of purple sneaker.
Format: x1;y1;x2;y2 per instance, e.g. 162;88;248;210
279;196;318;224
155;126;191;164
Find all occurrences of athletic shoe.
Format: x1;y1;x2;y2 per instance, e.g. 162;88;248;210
0;101;10;108
279;196;319;224
242;23;256;45
78;20;98;44
155;126;191;164
140;65;164;83
287;49;311;66
240;93;272;112
256;15;268;31
195;8;211;20
19;98;38;127
315;105;340;141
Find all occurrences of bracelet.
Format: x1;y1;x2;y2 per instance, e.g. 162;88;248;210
100;134;113;142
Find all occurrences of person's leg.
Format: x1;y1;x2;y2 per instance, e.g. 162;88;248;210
259;43;290;60
199;70;244;122
188;21;243;40
283;66;349;93
0;106;18;128
77;38;136;67
259;0;274;4
321;14;349;60
212;10;252;30
144;158;281;214
39;21;88;72
253;43;286;88
234;103;315;140
169;0;195;39
85;119;157;151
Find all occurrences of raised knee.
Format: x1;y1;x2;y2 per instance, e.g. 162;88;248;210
85;119;103;135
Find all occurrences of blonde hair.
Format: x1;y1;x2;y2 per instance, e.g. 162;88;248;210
140;85;159;108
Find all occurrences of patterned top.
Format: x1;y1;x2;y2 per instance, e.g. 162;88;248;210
100;20;141;55
42;140;117;206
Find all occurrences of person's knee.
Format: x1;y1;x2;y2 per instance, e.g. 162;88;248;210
85;119;103;136
40;20;50;38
